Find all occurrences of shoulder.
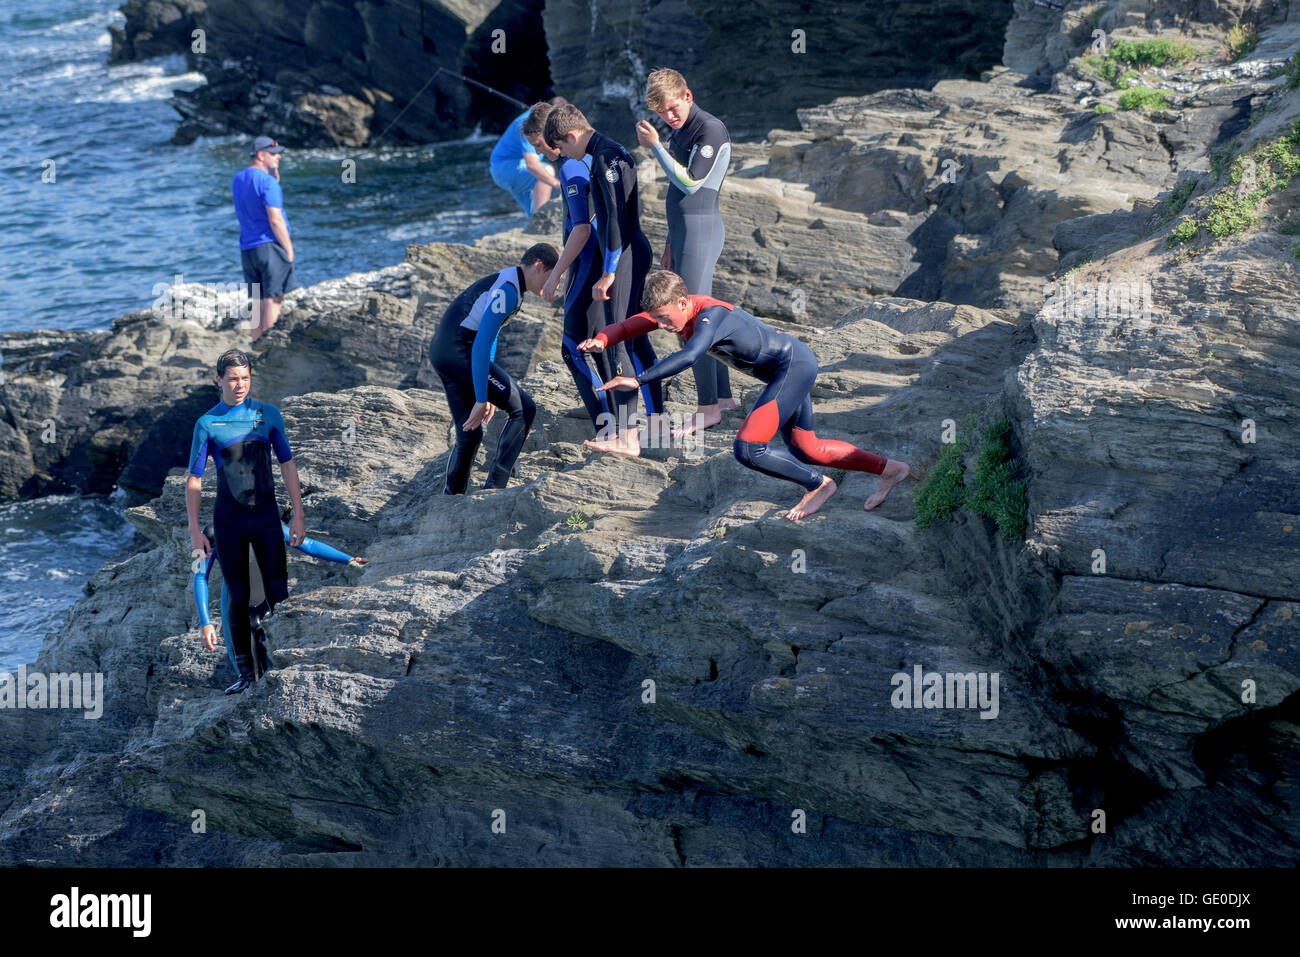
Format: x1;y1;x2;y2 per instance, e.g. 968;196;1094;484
253;399;283;421
697;108;729;138
561;158;589;183
194;402;224;427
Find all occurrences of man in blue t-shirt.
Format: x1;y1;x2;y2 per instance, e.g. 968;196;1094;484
232;135;299;342
490;100;561;217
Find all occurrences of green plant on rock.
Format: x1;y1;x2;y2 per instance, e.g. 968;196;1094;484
1118;87;1169;110
1093;103;1116;114
1223;24;1259;62
967;422;1028;541
1286;51;1300;90
914;415;975;530
1206;188;1266;238
1094;38;1196;86
1293;240;1300;258
1167;218;1200;247
1284;214;1300;235
1210;137;1240;180
1166;178;1197;216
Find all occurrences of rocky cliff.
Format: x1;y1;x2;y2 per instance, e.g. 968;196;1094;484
7;0;1298;865
146;0;551;145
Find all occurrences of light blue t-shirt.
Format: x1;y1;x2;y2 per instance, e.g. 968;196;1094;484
489;110;537;168
232;167;290;250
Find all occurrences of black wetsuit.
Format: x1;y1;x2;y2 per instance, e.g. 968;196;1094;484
188;398;292;680
586;129;663;426
652;105;734;407
597;297;887;490
429;266;537;493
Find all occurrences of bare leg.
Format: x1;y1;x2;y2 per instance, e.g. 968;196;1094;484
786;474;837;521
531;179;553;214
863;459;911;511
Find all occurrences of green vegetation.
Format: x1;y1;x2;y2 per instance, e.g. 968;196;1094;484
1206;188;1265;237
1166;178;1197;216
1092;37;1197;83
1223;24;1259;62
967;422;1029;541
1085;5;1109;29
564;504;601;530
914;416;974;530
708;526;726;539
1279;214;1300;234
1093;103;1116;114
1292;240;1300;258
1166;218;1200;247
1210;137;1240;180
1166;123;1300;250
1117;69;1142;87
1118;87;1169;110
1285;51;1300;90
915;418;1028;541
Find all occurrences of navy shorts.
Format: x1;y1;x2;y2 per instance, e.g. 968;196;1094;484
241;242;300;300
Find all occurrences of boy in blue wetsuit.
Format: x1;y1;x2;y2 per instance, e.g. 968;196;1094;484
187;348;306;695
544;103;664;457
194;523;367;680
523;100;614;436
582;270;911;521
429;243;558;493
490;100;561;217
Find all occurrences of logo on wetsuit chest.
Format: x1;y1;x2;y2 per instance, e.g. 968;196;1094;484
605;166;619;183
700;144;714;159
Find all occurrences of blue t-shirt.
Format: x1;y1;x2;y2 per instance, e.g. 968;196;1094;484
489;110;537;168
232;167;290;250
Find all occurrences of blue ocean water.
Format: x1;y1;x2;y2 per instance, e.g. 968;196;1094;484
0;0;529;671
0;0;524;336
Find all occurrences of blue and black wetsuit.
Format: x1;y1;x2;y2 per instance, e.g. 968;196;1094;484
429;266;537;493
189;398;293;680
597;297;887;490
558;155;615;432
194;523;353;676
651;105;734;407
586;129;663;425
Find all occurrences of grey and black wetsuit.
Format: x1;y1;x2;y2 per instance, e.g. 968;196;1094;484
429;266;537;493
651;104;733;407
587;129;663;425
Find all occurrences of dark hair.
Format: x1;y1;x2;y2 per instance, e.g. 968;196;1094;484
522;101;553;138
216;348;252;378
543;103;590;149
641;270;689;310
521;242;559;270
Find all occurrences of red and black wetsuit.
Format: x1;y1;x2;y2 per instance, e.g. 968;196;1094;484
596;297;886;490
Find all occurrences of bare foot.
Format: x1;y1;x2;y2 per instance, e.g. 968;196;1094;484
864;459;911;511
584;431;642;458
718;398;741;412
672;410;722;438
786;475;837;520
